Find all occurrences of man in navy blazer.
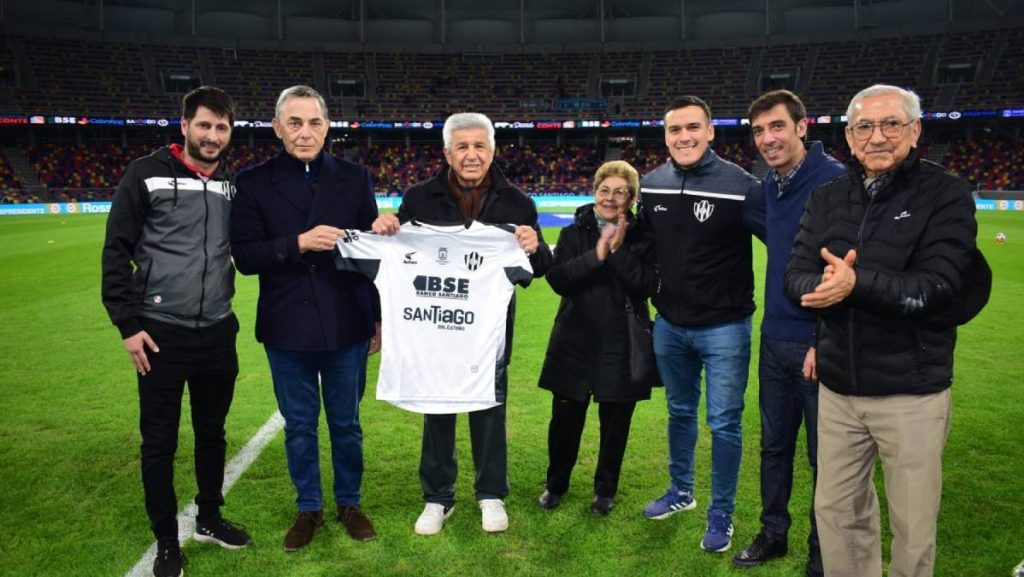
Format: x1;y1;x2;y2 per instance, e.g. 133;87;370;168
231;85;380;551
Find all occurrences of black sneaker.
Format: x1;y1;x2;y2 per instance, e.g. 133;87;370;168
538;489;561;510
733;532;787;567
154;538;187;577
591;495;614;517
194;516;252;549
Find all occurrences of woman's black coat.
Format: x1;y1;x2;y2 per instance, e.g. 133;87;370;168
538;204;659;403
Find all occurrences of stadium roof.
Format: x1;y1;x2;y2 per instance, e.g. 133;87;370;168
64;0;1022;21
6;0;1023;49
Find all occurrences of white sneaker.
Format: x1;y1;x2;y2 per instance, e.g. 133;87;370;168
479;499;508;533
414;503;453;536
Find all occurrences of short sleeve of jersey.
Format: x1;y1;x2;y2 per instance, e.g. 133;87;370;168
336;221;532;414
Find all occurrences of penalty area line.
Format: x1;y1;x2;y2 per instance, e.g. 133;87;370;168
124;411;284;577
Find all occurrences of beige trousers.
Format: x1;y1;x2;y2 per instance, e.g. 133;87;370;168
815;385;951;577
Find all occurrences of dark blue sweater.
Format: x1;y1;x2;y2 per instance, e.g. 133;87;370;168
751;141;845;343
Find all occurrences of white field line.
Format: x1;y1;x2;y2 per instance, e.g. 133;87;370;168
124;411;285;577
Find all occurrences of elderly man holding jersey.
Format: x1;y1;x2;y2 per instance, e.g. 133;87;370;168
372;111;551;536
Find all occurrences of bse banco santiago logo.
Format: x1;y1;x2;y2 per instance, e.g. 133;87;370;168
412;275;470;301
693;200;715;222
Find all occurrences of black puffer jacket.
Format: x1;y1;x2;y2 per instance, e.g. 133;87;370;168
784;148;977;396
538;205;659;403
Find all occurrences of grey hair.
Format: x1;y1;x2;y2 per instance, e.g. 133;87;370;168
846;84;921;124
442;112;495;150
275;85;328;119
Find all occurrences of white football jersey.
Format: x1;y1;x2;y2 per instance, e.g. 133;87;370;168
336;220;533;414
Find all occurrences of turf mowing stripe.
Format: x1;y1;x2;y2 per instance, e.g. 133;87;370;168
124;411;286;577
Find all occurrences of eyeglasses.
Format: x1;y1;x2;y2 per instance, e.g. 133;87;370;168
595;186;631;201
847;119;916;141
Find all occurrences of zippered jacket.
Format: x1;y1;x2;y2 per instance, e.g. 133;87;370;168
640;149;760;327
784;147;977;396
102;146;235;338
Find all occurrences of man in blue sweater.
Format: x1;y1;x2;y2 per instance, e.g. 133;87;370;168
735;90;845;577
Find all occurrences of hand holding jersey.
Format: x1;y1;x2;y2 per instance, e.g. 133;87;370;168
298;224;346;253
371;213;401;235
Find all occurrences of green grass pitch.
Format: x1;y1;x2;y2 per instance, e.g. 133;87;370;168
0;211;1021;577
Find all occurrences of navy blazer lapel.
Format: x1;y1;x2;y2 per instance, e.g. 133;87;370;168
308;154;344;226
270;151;312;216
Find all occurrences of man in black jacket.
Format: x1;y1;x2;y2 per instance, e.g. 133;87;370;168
231;85;380;551
638;96;760;554
785;84;978;577
102;86;250;577
372;112;551;536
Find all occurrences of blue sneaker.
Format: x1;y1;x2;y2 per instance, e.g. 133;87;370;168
643;485;697;520
700;509;734;552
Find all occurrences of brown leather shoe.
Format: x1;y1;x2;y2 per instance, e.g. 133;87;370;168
284;510;324;551
337;505;377;541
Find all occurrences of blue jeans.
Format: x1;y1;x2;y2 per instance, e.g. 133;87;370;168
654;315;751;514
758;336;819;546
265;343;368;512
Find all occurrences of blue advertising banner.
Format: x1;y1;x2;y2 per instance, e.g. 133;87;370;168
0;202;113;216
975;199;1024;212
0;198;1016;216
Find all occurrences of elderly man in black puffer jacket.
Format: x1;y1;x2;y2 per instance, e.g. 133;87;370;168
785;84;979;577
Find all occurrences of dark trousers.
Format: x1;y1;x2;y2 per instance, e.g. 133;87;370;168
758;336;819;548
545;394;637;498
137;316;238;540
419;403;507;507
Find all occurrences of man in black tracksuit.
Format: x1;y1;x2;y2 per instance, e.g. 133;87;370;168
785;84;978;577
102;87;249;577
372;112;551;536
639;96;760;554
